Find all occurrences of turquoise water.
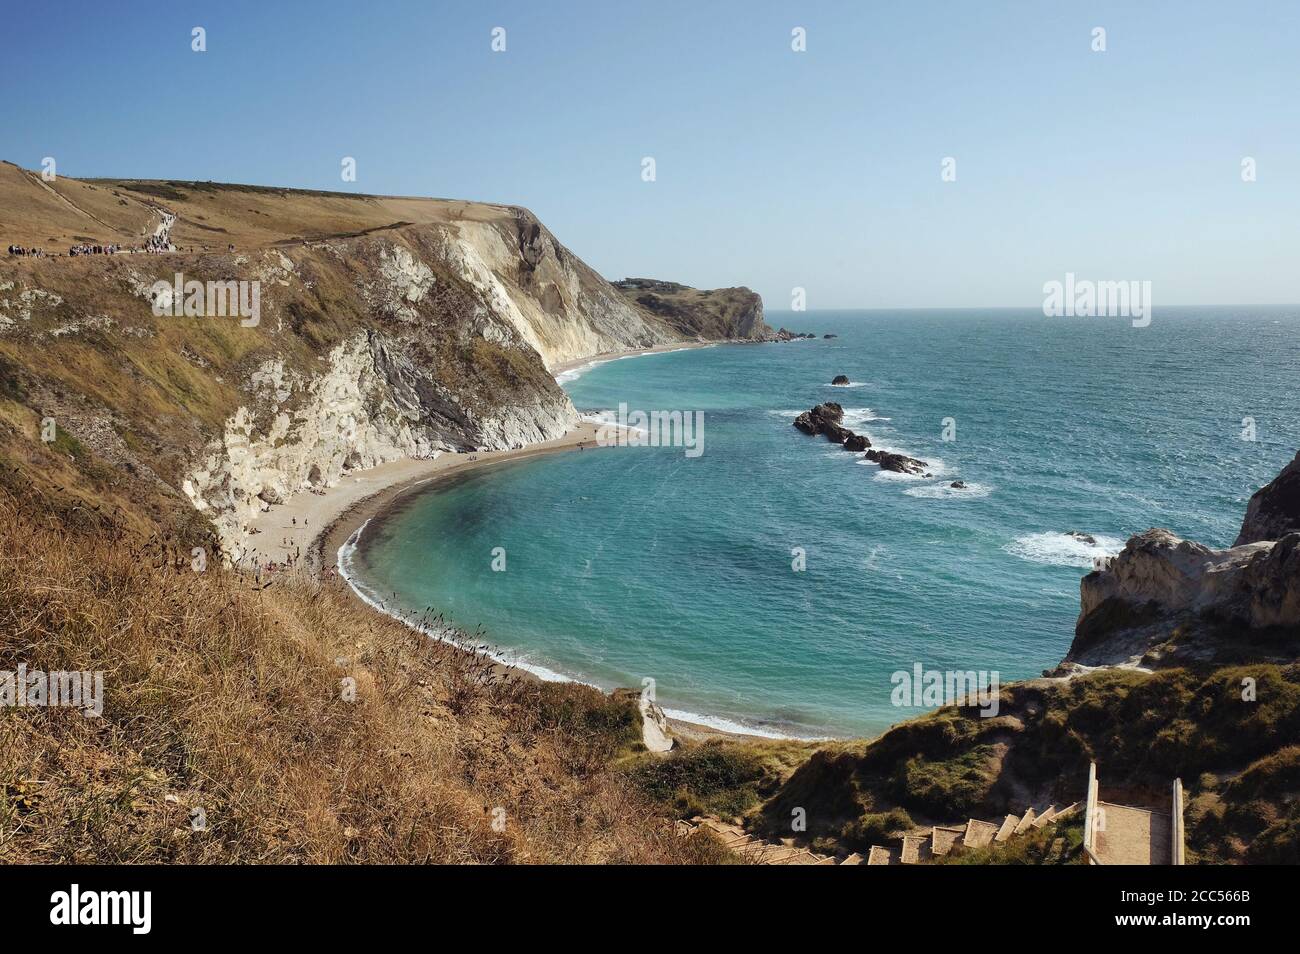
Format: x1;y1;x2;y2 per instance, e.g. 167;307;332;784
344;308;1300;738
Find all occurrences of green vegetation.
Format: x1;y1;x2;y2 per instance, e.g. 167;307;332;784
838;808;914;852
753;666;1300;862
937;816;1085;866
628;739;818;821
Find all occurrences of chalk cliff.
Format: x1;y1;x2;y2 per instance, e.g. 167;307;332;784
0;164;764;558
1067;455;1300;668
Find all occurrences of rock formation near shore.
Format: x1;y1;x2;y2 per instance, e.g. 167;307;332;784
0;164;766;559
792;401;931;474
1068;455;1300;668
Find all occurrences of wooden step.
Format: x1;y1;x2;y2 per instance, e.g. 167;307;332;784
867;845;897;865
900;833;932;864
1032;805;1058;828
840;852;865;865
1053;801;1080;821
931;824;966;856
963;818;999;849
1014;807;1037;834
994;814;1020;842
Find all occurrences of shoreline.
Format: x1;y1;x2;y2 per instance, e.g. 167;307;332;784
550;340;718;381
254;340;774;743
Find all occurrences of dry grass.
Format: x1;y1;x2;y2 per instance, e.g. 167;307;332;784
0;492;726;864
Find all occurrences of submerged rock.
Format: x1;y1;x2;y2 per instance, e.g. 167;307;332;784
1066;530;1098;546
950;480;965;489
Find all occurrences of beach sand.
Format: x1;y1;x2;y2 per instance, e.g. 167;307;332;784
247;421;607;578
550;340;716;377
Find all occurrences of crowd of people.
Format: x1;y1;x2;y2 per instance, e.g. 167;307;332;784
2;237;234;259
6;238;175;258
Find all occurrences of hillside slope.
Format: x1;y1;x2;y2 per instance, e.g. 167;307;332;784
0;164;771;865
0;163;766;558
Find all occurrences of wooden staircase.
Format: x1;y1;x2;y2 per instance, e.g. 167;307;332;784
676;802;1079;866
884;803;1079;865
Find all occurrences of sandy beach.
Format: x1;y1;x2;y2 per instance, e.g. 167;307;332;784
243;421;606;577
550;340;717;378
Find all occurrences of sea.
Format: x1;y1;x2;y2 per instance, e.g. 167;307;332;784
340;307;1300;738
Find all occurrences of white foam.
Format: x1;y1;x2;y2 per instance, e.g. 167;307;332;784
823;381;870;389
554;360;602;385
841;407;890;427
658;707;819;740
904;481;993;499
857;446;946;480
580;409;648;437
554;346;708;386
1004;531;1126;568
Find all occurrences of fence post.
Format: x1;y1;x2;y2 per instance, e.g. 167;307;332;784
1083;762;1099;862
1171;778;1185;866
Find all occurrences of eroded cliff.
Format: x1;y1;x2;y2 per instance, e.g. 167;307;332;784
0;166;764;558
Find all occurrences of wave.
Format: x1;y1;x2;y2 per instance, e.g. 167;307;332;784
580;409;649;437
338;521;812;740
824;381;870;389
1004;531;1126;568
554;361;602;385
842;407;890;427
768;406;889;426
904;481;993;499
857;447;947;480
554;346;707;386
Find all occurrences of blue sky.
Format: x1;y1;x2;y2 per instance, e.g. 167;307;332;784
4;0;1297;308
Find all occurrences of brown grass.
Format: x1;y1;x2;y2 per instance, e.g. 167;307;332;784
0;492;726;864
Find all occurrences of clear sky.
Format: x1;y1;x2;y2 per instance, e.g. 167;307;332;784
4;0;1297;308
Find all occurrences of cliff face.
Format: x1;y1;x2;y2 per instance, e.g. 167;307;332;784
1236;451;1300;545
0;166;763;558
613;278;770;341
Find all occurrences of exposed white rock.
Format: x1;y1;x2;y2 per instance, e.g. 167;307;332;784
363;244;435;322
185;335;438;559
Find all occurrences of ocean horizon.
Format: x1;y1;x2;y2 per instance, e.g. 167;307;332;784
342;306;1300;738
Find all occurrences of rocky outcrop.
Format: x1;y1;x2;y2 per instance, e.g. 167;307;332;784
793;402;844;436
770;327;818;342
792;402;932;474
831;374;850;386
863;449;928;475
1068;459;1300;668
611;278;769;341
1236;451;1300;545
